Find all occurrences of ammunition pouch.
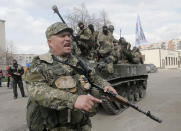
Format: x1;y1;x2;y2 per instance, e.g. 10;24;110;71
105;57;112;64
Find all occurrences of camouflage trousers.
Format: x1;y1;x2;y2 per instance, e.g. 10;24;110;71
50;119;92;131
51;124;91;131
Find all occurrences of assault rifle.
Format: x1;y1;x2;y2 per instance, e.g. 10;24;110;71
51;5;162;124
78;58;162;123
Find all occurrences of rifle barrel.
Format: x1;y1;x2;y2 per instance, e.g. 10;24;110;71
92;83;162;123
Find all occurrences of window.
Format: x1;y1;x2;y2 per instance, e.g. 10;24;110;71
171;57;173;65
165;57;168;66
177;41;181;50
168;57;170;65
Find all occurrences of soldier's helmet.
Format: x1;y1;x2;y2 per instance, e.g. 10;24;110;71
88;24;94;29
133;47;139;52
45;22;73;39
119;37;125;42
103;25;108;29
88;24;94;32
108;25;114;31
78;21;84;26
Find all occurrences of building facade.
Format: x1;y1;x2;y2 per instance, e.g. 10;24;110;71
13;54;36;66
0;19;6;70
141;49;181;69
139;39;181;51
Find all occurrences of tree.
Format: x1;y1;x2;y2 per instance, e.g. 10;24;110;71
66;3;91;32
5;41;16;66
0;46;6;69
99;9;111;26
65;3;112;32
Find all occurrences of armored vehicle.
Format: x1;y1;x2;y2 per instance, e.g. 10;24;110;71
96;63;148;115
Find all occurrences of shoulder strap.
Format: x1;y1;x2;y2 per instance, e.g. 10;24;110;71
52;55;85;75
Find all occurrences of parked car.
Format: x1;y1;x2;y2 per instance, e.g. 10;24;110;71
146;64;157;73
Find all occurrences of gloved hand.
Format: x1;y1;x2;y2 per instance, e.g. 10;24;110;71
105;57;112;64
75;35;80;40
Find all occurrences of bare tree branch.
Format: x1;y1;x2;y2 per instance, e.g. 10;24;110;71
65;3;112;32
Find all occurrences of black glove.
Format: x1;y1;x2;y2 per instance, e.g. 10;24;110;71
105;57;112;64
75;35;80;40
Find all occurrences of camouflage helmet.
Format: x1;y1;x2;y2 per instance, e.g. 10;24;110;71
45;22;73;39
108;25;114;31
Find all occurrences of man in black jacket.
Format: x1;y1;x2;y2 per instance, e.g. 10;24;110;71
9;59;26;99
0;68;3;87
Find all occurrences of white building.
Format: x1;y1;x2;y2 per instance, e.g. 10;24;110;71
0;19;6;69
13;54;37;66
141;49;181;69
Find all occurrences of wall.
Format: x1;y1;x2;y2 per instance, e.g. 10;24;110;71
0;20;5;50
13;54;36;66
141;49;160;67
0;20;6;69
141;49;180;69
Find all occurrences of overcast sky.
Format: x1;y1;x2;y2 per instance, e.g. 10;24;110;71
0;0;181;54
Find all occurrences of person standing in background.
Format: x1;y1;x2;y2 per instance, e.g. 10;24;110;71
0;68;3;87
6;65;11;88
8;60;26;99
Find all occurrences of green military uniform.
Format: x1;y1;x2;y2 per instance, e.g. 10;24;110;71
108;25;119;44
89;30;99;61
118;38;132;63
108;32;119;44
97;29;117;74
72;41;81;56
25;52;110;131
113;44;121;63
90;31;99;49
77;26;92;59
131;47;143;64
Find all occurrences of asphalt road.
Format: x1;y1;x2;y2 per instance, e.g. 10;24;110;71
0;69;181;131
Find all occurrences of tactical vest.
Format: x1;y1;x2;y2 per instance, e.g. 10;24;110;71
27;54;99;130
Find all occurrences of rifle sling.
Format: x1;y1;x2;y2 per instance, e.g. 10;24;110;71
52;55;85;76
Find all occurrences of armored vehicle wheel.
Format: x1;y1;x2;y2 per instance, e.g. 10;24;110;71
120;91;128;108
139;86;146;98
134;87;140;101
128;93;134;103
127;89;134;103
101;95;124;115
134;91;140;101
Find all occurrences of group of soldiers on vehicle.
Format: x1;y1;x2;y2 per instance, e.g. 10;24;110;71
73;21;144;74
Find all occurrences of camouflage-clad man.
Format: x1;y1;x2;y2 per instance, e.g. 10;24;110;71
97;25;117;74
76;22;92;59
72;41;81;56
118;37;132;63
108;25;119;44
131;47;143;64
108;25;120;62
88;24;99;60
88;24;99;49
25;22;117;131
